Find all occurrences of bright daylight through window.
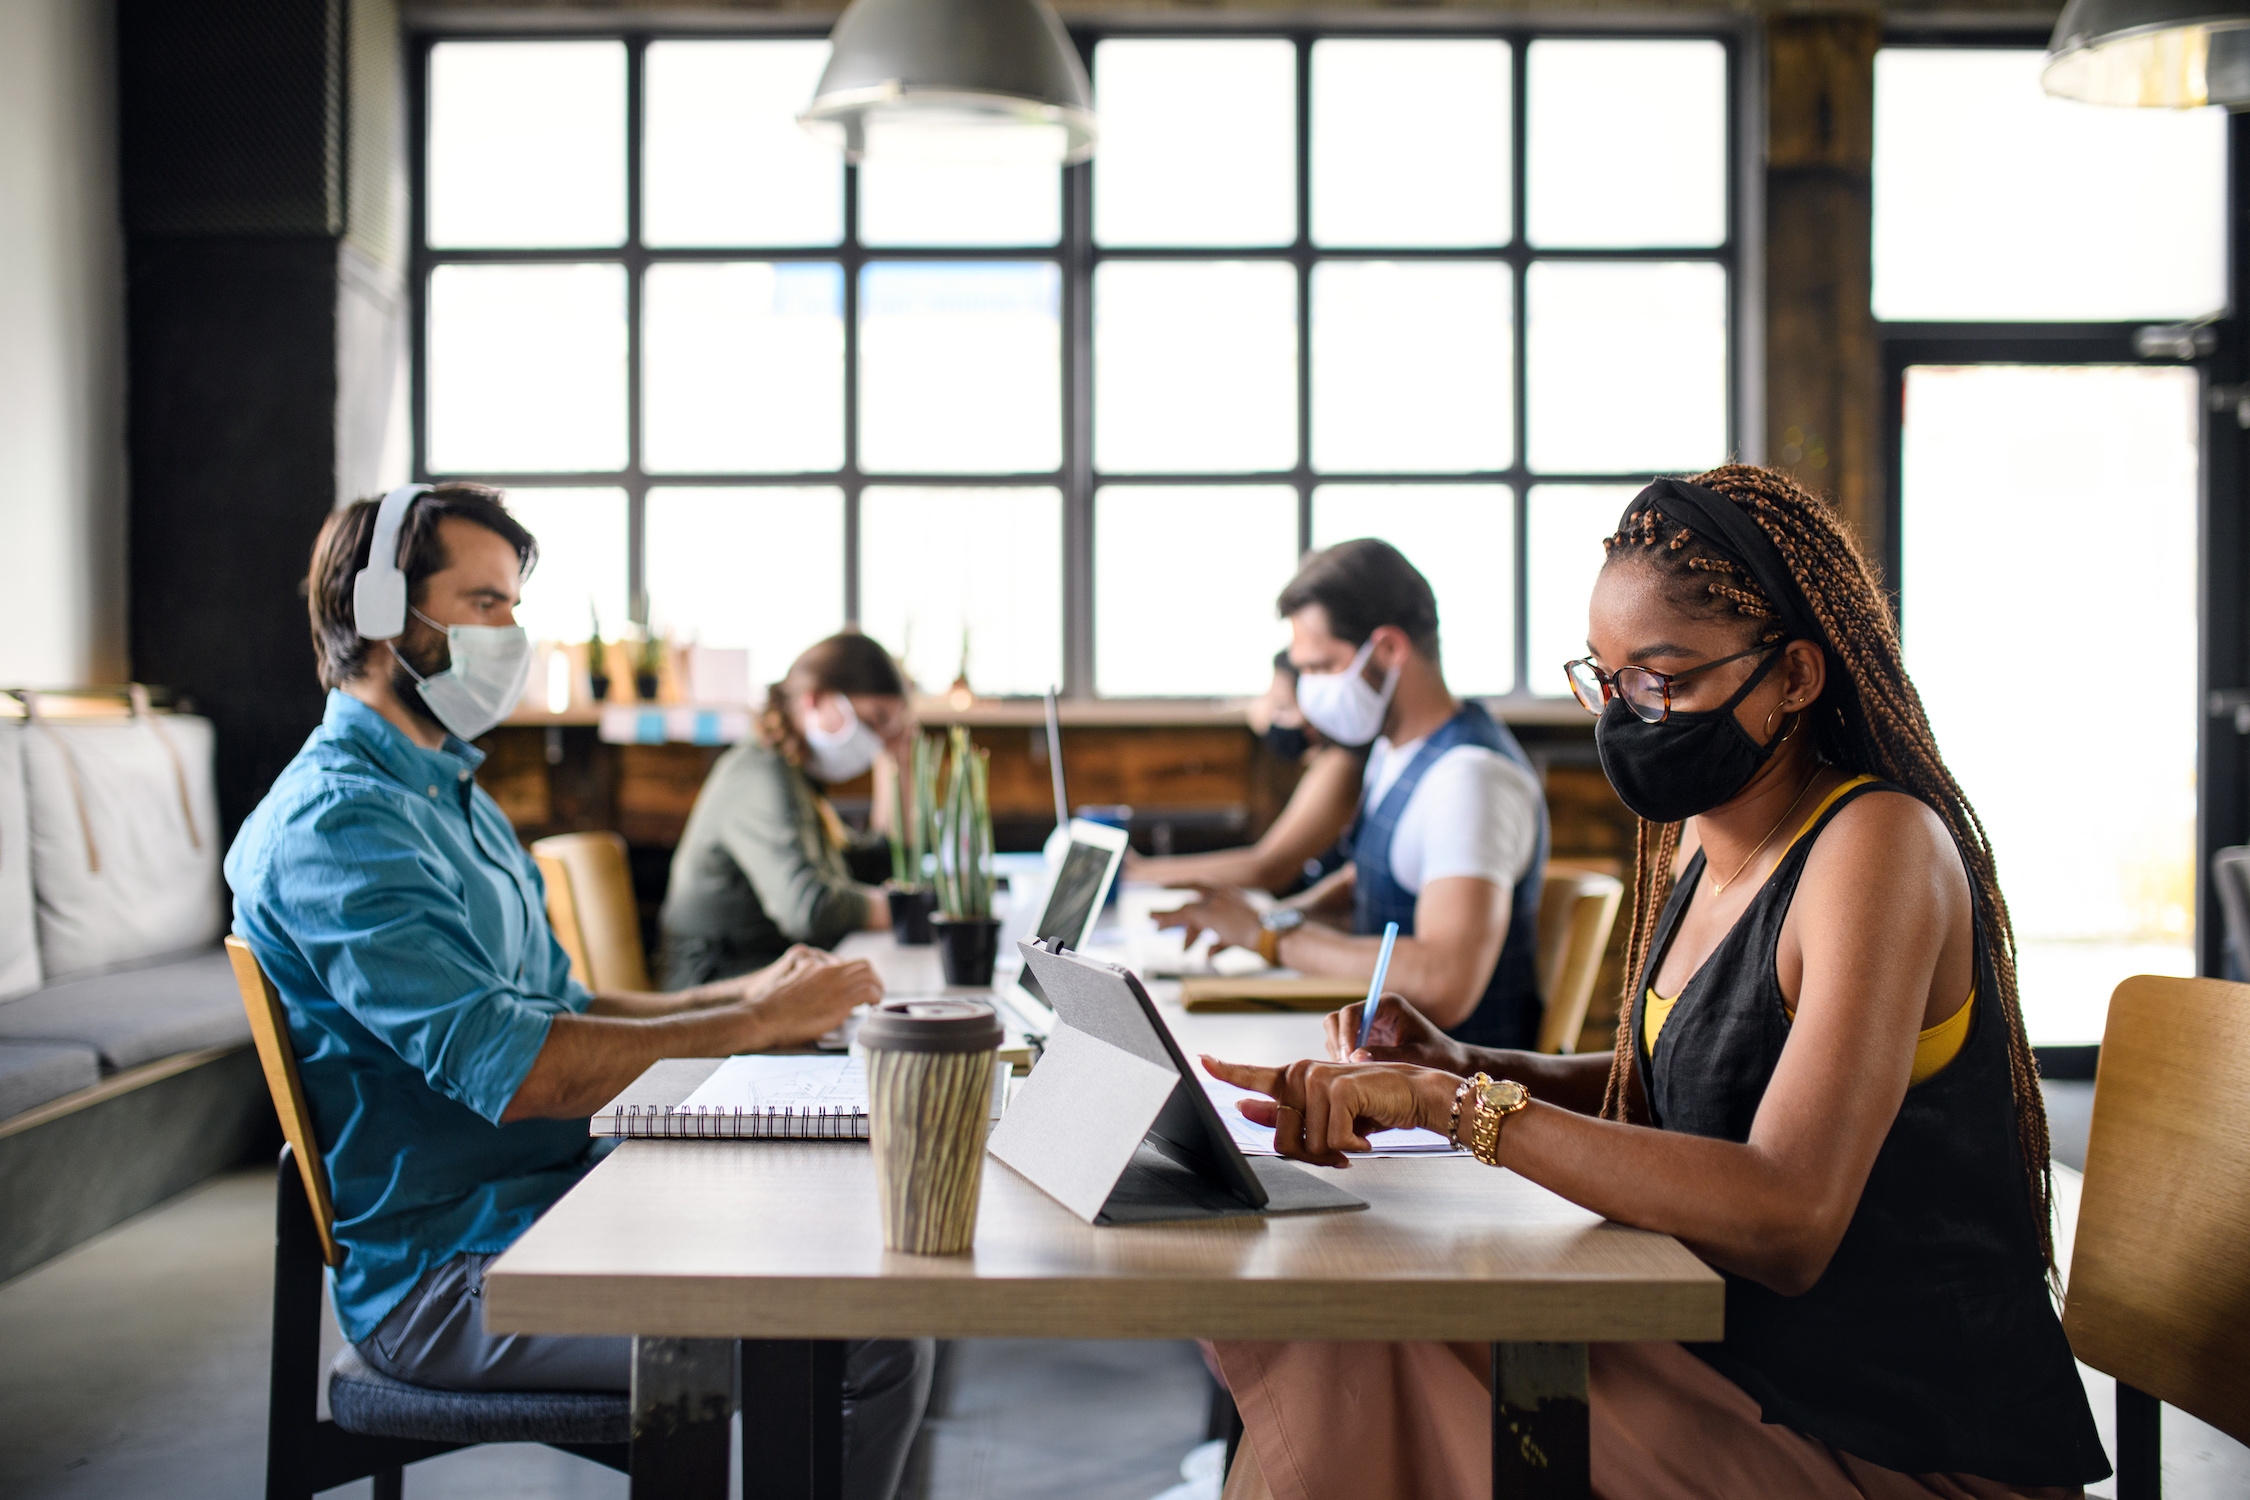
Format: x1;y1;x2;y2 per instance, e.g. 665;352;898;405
1879;47;2224;1043
418;32;1736;700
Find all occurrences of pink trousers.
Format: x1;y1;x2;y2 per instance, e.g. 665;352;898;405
1212;1339;2085;1500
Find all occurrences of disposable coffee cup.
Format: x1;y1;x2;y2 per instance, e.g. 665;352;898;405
859;998;1005;1255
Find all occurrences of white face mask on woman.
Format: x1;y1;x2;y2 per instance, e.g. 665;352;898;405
1292;636;1399;748
801;694;883;783
392;608;534;742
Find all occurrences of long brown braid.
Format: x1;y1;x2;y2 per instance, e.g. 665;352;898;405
1594;463;2058;1278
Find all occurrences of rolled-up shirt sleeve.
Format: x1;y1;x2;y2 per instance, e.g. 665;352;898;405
280;793;576;1124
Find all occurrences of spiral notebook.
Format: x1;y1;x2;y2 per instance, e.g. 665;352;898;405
590;1055;1006;1140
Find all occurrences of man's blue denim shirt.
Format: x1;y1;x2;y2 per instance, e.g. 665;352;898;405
227;690;598;1343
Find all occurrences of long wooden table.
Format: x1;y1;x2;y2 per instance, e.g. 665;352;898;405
483;930;1723;1498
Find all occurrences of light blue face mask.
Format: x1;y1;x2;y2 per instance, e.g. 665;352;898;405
392;607;534;741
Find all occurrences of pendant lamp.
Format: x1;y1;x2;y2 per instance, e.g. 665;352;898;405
799;0;1096;164
2044;0;2250;107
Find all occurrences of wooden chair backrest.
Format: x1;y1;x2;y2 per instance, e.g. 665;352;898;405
225;936;341;1268
531;830;651;994
2064;973;2250;1446
1534;867;1624;1055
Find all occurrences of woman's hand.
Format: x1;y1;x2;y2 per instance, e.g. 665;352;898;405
1323;993;1474;1073
1201;1054;1460;1168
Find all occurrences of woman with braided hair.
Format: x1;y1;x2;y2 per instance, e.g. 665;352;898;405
1202;465;2108;1499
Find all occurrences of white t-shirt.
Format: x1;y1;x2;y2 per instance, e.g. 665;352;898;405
1358;735;1542;896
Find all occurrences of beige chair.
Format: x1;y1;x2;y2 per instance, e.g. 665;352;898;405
531;831;651;994
2064;974;2250;1496
224;937;629;1496
1533;867;1624;1055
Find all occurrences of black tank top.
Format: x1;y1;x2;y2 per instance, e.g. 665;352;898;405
1633;779;2108;1485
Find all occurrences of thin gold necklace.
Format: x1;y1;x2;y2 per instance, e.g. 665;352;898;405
1707;766;1822;895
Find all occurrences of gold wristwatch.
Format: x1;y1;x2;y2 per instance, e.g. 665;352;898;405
1450;1073;1530;1167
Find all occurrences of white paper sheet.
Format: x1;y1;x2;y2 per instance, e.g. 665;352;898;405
1195;1063;1462;1157
677;1054;869;1114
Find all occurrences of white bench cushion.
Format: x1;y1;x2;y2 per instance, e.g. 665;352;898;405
0;727;37;999
21;712;225;980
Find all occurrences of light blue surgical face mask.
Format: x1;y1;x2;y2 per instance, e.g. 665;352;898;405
392;607;534;741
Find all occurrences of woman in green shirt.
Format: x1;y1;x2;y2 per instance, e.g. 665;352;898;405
659;633;914;988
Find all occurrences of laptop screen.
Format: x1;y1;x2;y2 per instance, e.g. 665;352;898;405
1036;839;1115;949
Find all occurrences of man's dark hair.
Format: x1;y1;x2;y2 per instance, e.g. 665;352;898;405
1275;538;1441;661
305;484;538;690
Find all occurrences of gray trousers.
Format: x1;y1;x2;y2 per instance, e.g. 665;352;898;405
358;1252;933;1500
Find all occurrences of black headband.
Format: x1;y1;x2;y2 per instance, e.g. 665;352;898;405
1618;478;1818;643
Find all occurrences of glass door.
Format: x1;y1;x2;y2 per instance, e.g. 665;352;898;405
1897;363;2201;1043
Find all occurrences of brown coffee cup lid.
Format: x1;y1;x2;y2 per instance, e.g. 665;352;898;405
857;998;1004;1054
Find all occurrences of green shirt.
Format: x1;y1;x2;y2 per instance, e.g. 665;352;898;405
657;738;871;987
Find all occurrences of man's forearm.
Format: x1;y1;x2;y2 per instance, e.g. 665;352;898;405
502;1006;784;1122
1274;925;1487;1029
585;985;734;1019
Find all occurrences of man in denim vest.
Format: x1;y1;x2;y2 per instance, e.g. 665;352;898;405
1161;539;1549;1049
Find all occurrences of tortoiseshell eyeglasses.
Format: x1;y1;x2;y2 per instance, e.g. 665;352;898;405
1563;646;1776;725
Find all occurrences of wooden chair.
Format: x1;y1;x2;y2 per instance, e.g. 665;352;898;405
1533;867;1624;1054
531;831;652;993
225;937;630;1499
2064;974;2250;1499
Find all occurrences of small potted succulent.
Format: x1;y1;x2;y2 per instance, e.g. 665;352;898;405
586;606;611;702
885;732;940;945
929;725;1000;986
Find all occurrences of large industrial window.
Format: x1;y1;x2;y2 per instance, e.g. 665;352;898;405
1876;44;2225;1044
413;31;1741;701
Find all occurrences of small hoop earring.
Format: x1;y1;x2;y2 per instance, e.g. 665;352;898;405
1761;700;1793;739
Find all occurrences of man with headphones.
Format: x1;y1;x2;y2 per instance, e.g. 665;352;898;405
225;484;931;1498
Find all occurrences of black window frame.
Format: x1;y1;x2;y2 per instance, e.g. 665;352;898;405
408;21;1754;703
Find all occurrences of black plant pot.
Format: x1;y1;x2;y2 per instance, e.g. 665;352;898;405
634;671;661;702
886;886;936;945
588;673;611;702
931;917;1001;987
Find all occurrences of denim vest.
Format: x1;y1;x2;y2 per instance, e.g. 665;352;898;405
1349;701;1547;1049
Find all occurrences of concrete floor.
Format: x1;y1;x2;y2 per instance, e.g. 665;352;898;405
2;1158;2246;1499
0;1168;1211;1500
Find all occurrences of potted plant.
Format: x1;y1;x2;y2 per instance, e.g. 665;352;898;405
586;605;611;702
885;733;939;944
929;725;1000;986
633;628;666;703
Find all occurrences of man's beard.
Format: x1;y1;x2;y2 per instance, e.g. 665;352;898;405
386;627;453;736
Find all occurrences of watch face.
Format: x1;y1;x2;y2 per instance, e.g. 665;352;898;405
1487;1079;1530;1112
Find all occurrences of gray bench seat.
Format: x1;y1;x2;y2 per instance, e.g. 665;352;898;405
0;1042;102;1118
0;948;248;1073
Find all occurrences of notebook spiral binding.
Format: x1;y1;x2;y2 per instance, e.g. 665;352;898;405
611;1103;866;1139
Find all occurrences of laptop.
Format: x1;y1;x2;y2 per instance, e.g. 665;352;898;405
996;817;1129;1040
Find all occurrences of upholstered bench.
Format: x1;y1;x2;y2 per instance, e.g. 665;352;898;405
0;949;249;1070
0;696;267;1281
0;1041;101;1119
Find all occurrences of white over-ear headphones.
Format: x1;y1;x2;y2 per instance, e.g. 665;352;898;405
353;483;432;641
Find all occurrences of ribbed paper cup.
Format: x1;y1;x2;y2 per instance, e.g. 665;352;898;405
860;998;1004;1255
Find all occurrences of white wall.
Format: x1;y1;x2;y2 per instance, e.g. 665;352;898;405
0;0;126;686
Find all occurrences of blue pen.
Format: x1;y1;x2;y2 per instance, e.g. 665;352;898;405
1357;921;1401;1053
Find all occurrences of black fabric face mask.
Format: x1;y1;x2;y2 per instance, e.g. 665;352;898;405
1596;648;1787;823
1263;723;1312;762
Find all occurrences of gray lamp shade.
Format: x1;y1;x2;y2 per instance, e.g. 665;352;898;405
800;0;1096;164
2044;0;2250;107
